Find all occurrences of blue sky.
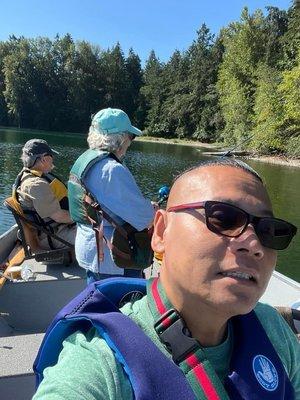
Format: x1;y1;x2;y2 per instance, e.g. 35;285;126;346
0;0;293;64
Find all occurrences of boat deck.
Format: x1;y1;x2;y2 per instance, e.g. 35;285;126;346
0;258;86;399
0;229;299;399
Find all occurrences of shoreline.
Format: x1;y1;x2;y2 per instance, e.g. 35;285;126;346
137;136;300;168
1;126;299;168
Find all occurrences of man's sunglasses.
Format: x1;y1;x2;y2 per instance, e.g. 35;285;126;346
167;201;297;250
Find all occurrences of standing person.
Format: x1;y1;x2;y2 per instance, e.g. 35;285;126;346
34;159;299;399
69;108;156;283
15;139;76;250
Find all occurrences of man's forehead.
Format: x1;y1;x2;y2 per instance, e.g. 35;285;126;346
169;165;270;207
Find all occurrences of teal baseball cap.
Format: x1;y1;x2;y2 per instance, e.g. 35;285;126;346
91;108;142;136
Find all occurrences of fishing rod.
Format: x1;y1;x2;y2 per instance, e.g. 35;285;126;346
220;132;256;158
156;131;256;204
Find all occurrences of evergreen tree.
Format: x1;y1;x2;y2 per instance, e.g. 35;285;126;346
282;2;300;69
3;37;36;128
0;41;10;125
0;1;298;156
125;48;144;126
159;49;192;137
263;7;288;68
141;50;164;135
102;43;129;111
49;34;77;131
69;41;104;132
189;26;224;141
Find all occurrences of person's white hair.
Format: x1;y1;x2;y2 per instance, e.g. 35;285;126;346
87;124;130;153
21;153;37;168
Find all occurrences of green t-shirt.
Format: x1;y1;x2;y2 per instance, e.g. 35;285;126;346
33;298;300;399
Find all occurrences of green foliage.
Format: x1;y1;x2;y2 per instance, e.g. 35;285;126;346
0;1;298;157
125;49;144;127
281;4;300;69
278;56;300;129
141;51;165;136
217;8;266;145
286;135;300;158
263;7;288;68
251;65;284;153
142;24;224;141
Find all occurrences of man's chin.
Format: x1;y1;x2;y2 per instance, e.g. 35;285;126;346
218;294;260;317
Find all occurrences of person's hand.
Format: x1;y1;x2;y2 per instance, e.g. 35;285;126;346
257;358;274;383
151;201;159;212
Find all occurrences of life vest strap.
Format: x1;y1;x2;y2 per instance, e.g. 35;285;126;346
148;277;295;399
154;308;199;364
84;193;137;266
149;278;228;399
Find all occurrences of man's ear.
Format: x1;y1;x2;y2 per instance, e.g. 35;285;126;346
151;209;167;254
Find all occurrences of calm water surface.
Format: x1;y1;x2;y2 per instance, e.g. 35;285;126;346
0;128;299;281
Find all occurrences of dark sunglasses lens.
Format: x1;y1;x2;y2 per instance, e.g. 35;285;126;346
206;202;247;236
256;219;296;250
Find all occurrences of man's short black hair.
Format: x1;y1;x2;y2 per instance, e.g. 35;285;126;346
175;158;263;183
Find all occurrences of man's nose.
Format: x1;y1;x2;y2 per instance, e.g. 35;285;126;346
228;224;264;259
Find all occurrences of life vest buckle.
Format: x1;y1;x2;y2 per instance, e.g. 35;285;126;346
154;309;199;364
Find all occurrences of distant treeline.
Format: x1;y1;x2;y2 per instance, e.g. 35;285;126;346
0;4;299;156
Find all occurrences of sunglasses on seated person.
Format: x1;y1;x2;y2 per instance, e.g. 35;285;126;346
167;201;297;250
41;153;53;158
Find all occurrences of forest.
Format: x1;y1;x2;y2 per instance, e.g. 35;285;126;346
0;3;299;157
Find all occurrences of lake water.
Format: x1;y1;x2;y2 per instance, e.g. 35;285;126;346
0;127;299;282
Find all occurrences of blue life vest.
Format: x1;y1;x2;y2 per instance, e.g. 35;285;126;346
34;278;295;399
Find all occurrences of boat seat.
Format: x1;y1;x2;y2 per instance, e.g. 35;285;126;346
4;197;74;265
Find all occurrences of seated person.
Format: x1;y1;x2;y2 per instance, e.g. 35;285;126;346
14;138;76;250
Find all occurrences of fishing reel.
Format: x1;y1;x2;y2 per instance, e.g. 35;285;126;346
154;186;170;265
157;185;170;205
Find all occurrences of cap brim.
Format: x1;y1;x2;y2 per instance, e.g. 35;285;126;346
128;125;143;136
51;148;59;155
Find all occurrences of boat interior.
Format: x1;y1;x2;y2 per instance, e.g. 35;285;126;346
0;225;299;399
0;225;86;399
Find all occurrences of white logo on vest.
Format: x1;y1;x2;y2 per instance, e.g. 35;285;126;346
252;355;279;391
119;290;144;308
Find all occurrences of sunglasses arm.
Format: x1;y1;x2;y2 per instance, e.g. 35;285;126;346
167;202;206;213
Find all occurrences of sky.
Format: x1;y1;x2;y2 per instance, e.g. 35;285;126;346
0;0;293;64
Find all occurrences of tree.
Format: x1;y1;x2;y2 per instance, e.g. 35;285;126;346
68;41;104;132
282;2;300;69
252;64;284;153
141;50;165;135
125;48;144;126
189;27;224;141
101;43;129;112
279;52;300;136
217;8;267;144
3;37;37;128
0;41;11;125
263;7;288;68
158;50;193;138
